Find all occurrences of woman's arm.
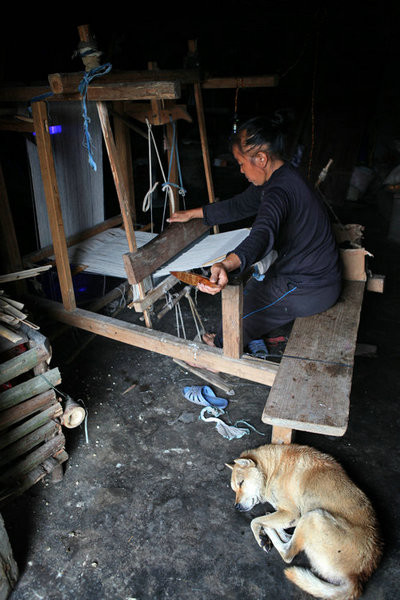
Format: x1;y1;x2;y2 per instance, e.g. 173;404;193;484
167;207;204;223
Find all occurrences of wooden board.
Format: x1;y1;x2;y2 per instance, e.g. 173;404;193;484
123;220;210;284
262;281;365;436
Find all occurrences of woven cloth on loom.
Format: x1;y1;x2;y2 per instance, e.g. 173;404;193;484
62;227;250;279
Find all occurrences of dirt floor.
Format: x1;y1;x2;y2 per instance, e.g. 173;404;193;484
2;201;400;600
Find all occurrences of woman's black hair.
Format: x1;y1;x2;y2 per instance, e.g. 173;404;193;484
231;110;292;160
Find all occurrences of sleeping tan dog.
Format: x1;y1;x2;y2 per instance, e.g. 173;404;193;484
226;444;382;600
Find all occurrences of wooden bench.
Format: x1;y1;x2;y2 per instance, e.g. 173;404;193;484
262;279;365;443
260;234;383;444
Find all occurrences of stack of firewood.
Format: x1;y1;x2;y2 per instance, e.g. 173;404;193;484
0;291;73;505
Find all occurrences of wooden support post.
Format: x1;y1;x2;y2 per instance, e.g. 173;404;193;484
270;425;294;444
221;283;243;359
0;161;23;281
188;41;218;232
31;101;76;311
77;25;151;327
165;119;179;214
113;102;136;224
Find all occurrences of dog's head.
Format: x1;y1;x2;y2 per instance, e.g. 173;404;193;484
226;457;265;512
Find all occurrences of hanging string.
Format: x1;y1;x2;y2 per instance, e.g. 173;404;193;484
142;117;187;229
78;62;112;171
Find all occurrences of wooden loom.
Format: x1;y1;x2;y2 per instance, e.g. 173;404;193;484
0;26;281;393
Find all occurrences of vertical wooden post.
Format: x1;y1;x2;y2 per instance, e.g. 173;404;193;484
114;101;136;224
0;161;26;296
270;426;294;444
188;40;218;233
221;282;243;359
31;101;76;311
165;120;179;214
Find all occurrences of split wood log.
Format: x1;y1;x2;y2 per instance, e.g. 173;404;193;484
0;401;62;446
0;433;65;485
0;450;68;505
0;421;60;468
0;324;23;343
0;345;49;385
0;390;58;433
61;397;86;428
0;367;61;411
0;265;52;283
0;514;18;598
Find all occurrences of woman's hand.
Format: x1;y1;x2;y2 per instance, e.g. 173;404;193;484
197;254;241;296
167;207;204;223
197;262;228;295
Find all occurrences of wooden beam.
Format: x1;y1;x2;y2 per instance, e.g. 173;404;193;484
114;102;136;223
97;102;137;252
30;296;279;387
123;220;210;284
31;101;76;311
0;82;181;103
48;69;200;94
202;75;279;89
190;49;216;209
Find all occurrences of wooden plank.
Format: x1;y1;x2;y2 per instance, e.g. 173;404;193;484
202;75;279;89
221;283;243;359
0;82;180;103
262;281;365;436
123;220;210;284
30;296;279;387
48;69;199;94
31;101;76;311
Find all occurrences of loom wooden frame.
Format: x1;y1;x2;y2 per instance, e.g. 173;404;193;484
0;62;282;398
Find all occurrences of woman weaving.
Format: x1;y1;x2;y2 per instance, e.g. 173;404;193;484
167;115;342;357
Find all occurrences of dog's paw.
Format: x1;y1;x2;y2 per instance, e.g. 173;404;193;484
259;530;272;552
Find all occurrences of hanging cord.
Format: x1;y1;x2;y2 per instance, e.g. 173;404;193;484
78;62;112;172
142;118;187;230
186;290;206;339
232;79;243;134
307;31;319;181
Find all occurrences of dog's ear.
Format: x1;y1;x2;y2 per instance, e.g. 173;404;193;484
233;458;255;468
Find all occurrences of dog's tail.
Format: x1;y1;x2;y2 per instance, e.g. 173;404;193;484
284;567;361;600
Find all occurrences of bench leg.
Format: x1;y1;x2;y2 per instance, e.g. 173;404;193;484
221;283;243;359
271;426;294;444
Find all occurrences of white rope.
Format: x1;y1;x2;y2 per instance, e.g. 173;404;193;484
142;119;177;227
